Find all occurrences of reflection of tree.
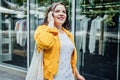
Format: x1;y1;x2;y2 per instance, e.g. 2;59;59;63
12;0;71;7
11;0;72;21
13;0;26;6
37;0;71;7
38;0;72;23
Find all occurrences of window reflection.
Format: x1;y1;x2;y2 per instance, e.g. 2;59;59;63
0;0;27;68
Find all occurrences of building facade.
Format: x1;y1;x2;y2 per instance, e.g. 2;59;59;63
0;0;119;80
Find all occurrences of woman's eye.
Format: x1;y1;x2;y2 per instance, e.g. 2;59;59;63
63;11;66;13
55;10;60;13
54;10;66;13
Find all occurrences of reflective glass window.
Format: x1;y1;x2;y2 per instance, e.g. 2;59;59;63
75;0;120;80
0;0;27;69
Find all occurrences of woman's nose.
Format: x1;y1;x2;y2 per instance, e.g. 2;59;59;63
59;12;64;15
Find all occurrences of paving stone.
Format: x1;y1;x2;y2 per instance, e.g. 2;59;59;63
0;71;25;80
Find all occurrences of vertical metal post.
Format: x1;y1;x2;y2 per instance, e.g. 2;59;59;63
116;15;120;80
27;0;30;69
0;0;2;62
71;0;75;36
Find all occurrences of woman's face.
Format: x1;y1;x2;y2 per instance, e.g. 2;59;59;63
53;4;67;27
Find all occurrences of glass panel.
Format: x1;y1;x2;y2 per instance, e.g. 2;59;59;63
75;0;119;80
0;0;27;69
29;0;46;63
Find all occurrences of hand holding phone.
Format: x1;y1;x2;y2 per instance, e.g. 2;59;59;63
47;11;54;23
47;11;54;28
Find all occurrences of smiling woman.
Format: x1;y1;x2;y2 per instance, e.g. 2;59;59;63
34;2;85;80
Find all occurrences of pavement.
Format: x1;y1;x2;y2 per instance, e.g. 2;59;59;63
0;70;25;80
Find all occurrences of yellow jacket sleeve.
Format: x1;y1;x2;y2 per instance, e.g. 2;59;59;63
34;25;58;51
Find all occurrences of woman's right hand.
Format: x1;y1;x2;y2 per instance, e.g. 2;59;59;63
47;11;54;22
47;11;54;28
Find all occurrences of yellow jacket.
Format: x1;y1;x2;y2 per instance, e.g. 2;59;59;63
34;25;77;80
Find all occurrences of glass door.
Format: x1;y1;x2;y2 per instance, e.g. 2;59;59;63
28;0;47;65
75;0;119;80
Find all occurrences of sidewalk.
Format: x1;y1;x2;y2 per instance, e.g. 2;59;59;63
0;70;25;80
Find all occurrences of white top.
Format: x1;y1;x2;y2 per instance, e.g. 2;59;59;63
54;32;75;80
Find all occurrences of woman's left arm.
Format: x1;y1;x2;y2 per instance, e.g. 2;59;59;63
75;68;85;80
69;33;85;80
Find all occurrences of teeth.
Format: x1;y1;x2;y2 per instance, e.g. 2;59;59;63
60;18;63;19
58;17;64;19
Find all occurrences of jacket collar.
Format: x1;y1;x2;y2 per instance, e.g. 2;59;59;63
62;27;72;38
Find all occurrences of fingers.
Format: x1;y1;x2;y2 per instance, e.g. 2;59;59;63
47;11;54;22
47;11;54;28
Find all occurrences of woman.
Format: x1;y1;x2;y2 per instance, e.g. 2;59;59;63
34;2;85;80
